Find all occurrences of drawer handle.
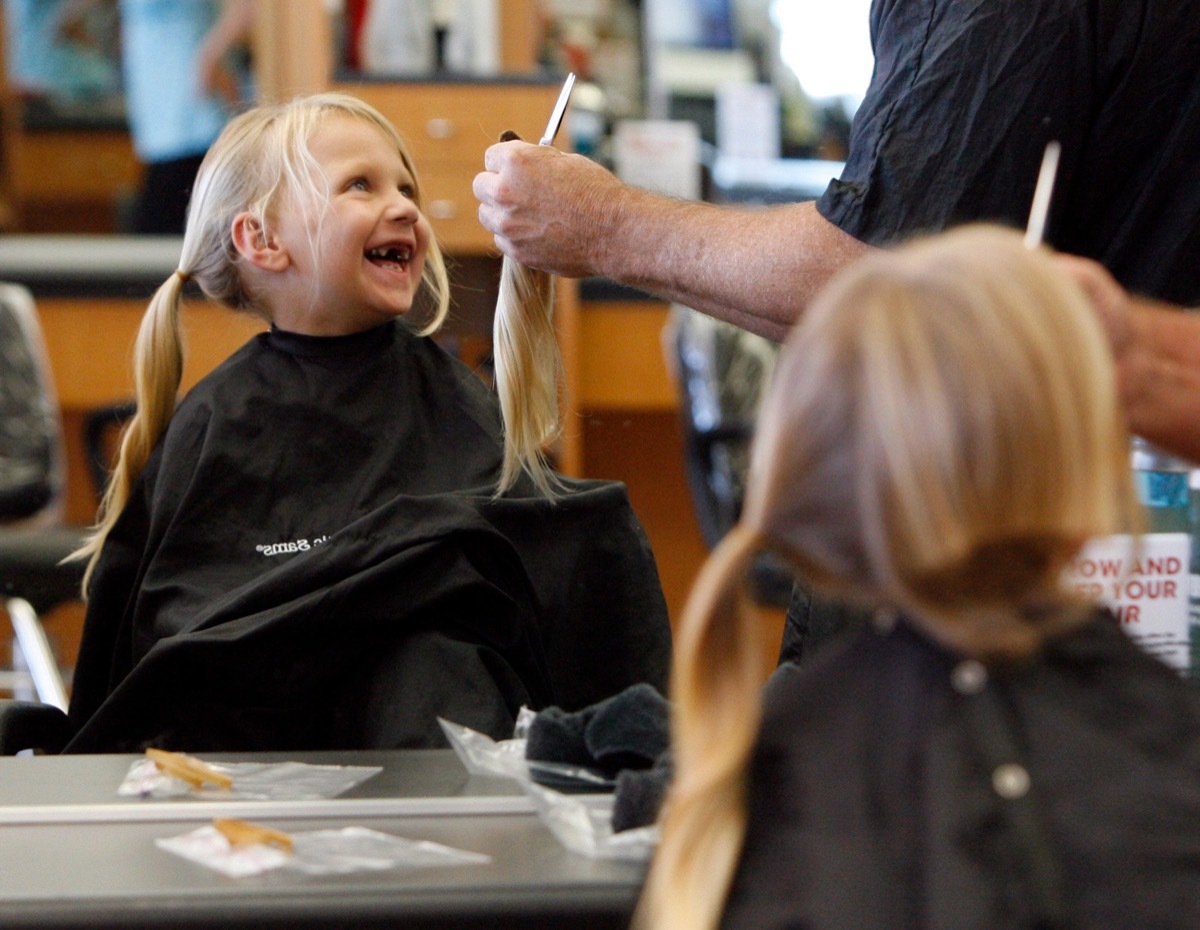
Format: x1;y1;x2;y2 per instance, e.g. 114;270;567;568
425;118;456;139
427;199;458;220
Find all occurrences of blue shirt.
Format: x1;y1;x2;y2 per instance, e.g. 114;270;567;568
118;0;229;162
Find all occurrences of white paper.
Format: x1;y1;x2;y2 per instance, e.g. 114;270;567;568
612;120;702;201
716;83;780;161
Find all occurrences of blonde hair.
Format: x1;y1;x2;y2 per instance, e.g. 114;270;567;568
74;93;451;592
492;257;563;497
638;224;1140;930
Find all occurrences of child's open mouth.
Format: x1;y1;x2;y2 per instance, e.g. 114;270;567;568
366;245;412;269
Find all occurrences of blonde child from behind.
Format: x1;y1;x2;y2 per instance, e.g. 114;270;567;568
639;225;1200;929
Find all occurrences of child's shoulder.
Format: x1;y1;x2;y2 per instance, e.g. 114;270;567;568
398;323;500;406
173;332;268;411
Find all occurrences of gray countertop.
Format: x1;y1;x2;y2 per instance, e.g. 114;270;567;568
0;749;644;930
0;235;183;297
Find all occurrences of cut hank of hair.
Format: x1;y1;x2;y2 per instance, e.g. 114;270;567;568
213;818;294;852
491;129;564;499
145;747;233;789
493;256;563;498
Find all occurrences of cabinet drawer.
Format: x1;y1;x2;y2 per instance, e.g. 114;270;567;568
11;130;138;199
417;164;493;253
333;82;561;166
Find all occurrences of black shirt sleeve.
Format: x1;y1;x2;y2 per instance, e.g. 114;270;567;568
817;0;1091;245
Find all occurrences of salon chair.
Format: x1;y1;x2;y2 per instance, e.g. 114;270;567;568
0;282;132;750
667;304;793;606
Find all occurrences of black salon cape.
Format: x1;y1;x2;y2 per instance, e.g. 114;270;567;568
65;321;670;752
723;611;1200;930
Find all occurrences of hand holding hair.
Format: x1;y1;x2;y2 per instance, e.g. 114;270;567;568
474;137;621;280
491;129;563;498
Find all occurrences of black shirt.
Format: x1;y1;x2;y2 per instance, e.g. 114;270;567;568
819;0;1200;304
788;0;1200;666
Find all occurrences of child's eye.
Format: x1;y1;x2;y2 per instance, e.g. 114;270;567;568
348;178;370;191
399;184;415;199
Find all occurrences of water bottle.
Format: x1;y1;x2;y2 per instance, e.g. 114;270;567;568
1131;436;1190;532
1130;437;1193;675
1190;469;1200;678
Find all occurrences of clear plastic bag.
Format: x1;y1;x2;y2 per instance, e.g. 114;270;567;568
438;715;656;860
437;716;615;791
523;781;658;861
437;717;531;780
288;827;490;875
156;824;491;878
118;758;382;801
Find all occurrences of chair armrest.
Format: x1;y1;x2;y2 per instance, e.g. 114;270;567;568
83;402;136;499
0;699;71;754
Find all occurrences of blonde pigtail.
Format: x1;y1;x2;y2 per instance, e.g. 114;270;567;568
492;255;564;498
74;272;188;595
636;524;770;930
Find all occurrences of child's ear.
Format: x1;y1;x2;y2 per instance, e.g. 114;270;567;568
231;212;290;272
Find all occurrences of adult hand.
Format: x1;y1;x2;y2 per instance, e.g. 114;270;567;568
195;0;254;109
1057;253;1200;462
197;55;242;108
474;141;629;279
1056;253;1133;362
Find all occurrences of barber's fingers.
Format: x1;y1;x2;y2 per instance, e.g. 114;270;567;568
475;198;498;234
482;138;562;173
476;198;516;252
473;169;501;207
482;139;519;172
1055;254;1132;352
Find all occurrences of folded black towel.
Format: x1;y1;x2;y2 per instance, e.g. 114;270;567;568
527;683;674;828
525;704;595;769
584;682;670;770
612;750;673;832
527;683;670;774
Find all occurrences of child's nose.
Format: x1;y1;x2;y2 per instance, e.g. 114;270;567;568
388;191;419;222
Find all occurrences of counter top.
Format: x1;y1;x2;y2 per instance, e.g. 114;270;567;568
0;235;183;297
0;749;643;930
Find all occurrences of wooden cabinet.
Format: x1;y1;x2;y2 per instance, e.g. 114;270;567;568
3;127;137;233
335;81;562;254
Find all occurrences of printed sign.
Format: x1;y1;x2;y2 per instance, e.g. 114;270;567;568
1064;533;1190;671
612;120;702;201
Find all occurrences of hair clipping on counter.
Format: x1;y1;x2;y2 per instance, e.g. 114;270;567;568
213;818;294;852
144;747;234;790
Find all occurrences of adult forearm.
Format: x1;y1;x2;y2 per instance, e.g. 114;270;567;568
475;143;870;342
208;0;255;54
193;0;254;104
1118;299;1200;464
602;198;868;342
